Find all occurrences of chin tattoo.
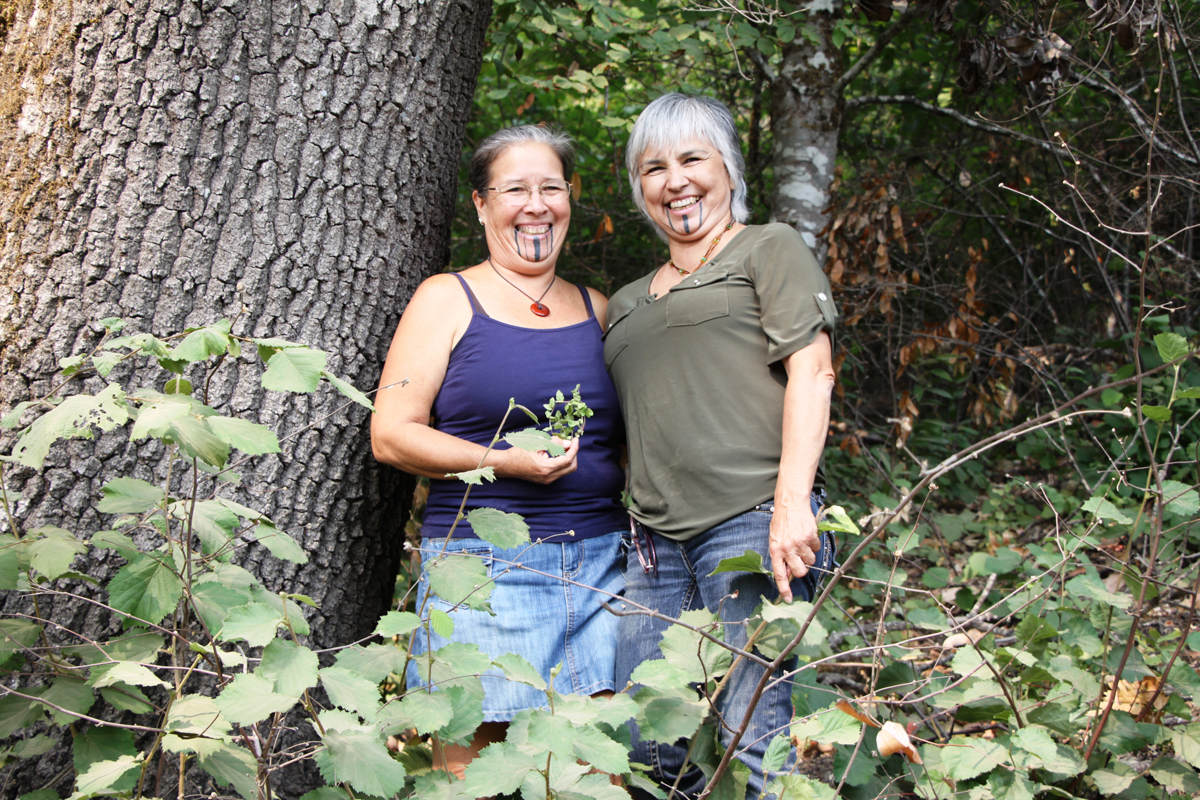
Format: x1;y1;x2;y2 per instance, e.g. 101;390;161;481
513;228;554;262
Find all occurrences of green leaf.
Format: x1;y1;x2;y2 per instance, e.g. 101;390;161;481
1099;710;1163;755
494;652;547;691
319;667;383;718
99;684;154;714
90;529;139;560
658;608;732;683
818;505;860;535
0;534;22;590
261;347;327;393
1141;404;1171;422
429;608;454;638
1173;723;1200;769
1150;755;1200;794
12;734;54;759
173;499;240;556
11;384;129;469
709;549;771;576
1161;479;1200;515
198;743;259;800
1012;727;1083;775
321;370;375;412
465;507;529;548
167;415;230;467
218;602;285;647
170;320;235;362
762;733;791;774
27;528;87;579
0;694;45;738
1;400;37;429
251;522;308;564
461;742;539;797
1066;574;1133;609
130;399;191;440
206;416;281;455
90;661;169;690
70;754;141;799
332;643;407;684
38;676;95;725
1176;386;1200;399
97;477;165;514
74;727;137;786
215;673;298;725
1154;332;1189;364
503;427;564;455
258;639;320;697
599;116;628;128
0;619;42;668
939;735;1009;780
791;707;863;746
189;582;249;632
448;466;496;485
163;695;232;756
572;725;630;775
766;774;835;800
316;730;408;797
399;691;454;734
374;611;420;637
635;694;707;743
1082;495;1133;525
426;554;493;610
107;555;184;627
1091;761;1138;794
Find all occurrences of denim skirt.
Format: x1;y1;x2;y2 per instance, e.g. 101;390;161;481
406;532;624;722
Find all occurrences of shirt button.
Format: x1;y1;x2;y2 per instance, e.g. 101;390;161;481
693;279;700;285
818;292;828;301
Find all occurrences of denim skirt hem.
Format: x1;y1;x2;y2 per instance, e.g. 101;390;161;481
406;531;624;723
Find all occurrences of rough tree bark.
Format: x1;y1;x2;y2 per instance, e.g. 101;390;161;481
0;0;490;794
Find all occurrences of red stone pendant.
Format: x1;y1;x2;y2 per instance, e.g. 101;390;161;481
530;302;550;317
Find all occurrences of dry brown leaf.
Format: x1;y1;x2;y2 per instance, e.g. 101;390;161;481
877;721;923;763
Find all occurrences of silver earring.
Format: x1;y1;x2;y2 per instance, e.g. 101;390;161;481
478;218;484;225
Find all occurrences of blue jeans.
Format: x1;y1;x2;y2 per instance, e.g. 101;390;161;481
615;495;836;799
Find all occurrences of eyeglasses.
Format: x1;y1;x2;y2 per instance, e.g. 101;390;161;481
630;517;657;577
482;181;570;204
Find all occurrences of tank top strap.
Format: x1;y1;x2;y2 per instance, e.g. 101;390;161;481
576;284;596;320
451;272;489;318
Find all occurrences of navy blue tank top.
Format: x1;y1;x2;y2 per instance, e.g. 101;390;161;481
421;274;627;541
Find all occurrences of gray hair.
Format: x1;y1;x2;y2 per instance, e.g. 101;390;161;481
469;125;576;192
626;94;749;235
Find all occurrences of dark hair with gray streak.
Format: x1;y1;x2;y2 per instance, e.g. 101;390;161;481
626;93;749;237
468;125;576;193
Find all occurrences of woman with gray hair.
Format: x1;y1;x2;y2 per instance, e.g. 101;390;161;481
605;93;839;797
373;125;627;779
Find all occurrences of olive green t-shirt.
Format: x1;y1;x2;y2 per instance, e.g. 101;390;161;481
603;223;838;541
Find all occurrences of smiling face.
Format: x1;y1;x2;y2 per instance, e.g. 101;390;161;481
473;142;570;269
637;137;733;243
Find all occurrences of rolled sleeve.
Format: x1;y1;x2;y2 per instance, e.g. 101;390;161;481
749;224;839;363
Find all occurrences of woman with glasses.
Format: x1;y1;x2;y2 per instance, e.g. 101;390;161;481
604;93;839;798
372;125;626;779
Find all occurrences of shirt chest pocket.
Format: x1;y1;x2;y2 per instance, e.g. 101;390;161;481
666;271;729;327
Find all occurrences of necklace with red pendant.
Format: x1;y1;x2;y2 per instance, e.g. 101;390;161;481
489;257;556;317
666;220;735;276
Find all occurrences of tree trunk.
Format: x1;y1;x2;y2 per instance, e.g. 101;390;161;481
770;4;842;259
0;0;490;794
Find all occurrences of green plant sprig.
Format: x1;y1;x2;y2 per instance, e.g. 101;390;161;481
543;384;593;440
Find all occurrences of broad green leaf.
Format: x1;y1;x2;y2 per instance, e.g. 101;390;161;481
97;477;165;514
170;320;235;361
99;684;153;714
818;505;860;535
1176;386;1200;399
130;399;191;440
90;661;169;690
447;466;495;485
297;789;355;800
493;652;547;690
461;742;539;797
218;602;285;647
319;667;382;718
206;416;281;455
572;725;629;775
791;707;863;746
0;619;42;668
426;554;493;610
70;754;140;799
939;735;1009;780
374;611;420;637
71;728;138;797
163;695;232;757
315;728;407;797
12;734;55;759
1082;495;1133;524
38;676;95;725
321;370;375;412
465;507;529;548
766;774;836;800
1161;479;1200;515
503;427;564;456
1;400;37;429
198;743;259;800
168;415;230;467
1141;404;1171;422
11;384;128;469
0;694;45;738
90;529;139;560
1066;574;1133;609
1012;727;1083;775
762;733;791;773
429;608;454;638
262;347;327;393
399;691;454;734
0;534;21;590
107;555;184;627
1154;332;1189;364
1091;761;1138;794
171;500;240;556
635;694;707;743
1150;755;1200;794
189;582;249;632
553;692;639;729
709;549;771;576
629;658;697;697
658;608;732;682
332;643;407;684
215;673;298;725
1173;723;1200;769
251;522;308;564
1098;710;1164;754
247;585;310;636
966;547;1023;576
988;770;1038;800
422;643;492;693
27;528;87;579
258;639;319;697
509;708;576;759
